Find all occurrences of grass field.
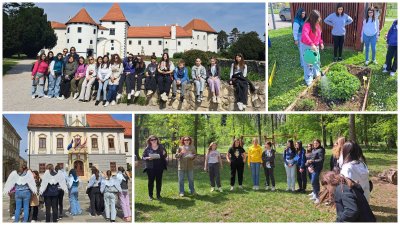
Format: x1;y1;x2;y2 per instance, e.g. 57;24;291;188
3;58;19;76
135;147;397;222
268;21;397;111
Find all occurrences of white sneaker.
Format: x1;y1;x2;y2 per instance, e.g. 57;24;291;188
111;100;116;105
373;60;378;65
230;186;234;191
57;95;65;100
218;187;223;192
252;186;256;190
365;61;369;65
310;193;317;200
255;186;259;190
179;193;184;197
237;102;243;111
31;220;36;223
314;198;320;204
131;89;135;95
291;188;295;192
286;188;290;191
271;186;275;191
135;91;140;97
73;92;79;99
308;192;314;196
212;96;217;103
210;187;215;192
265;186;269;190
390;72;396;76
383;69;389;73
11;216;15;220
242;104;247;109
116;93;121;100
45;95;51;98
32;95;36;99
104;101;109;107
127;93;131;100
147;90;153;96
238;185;243;189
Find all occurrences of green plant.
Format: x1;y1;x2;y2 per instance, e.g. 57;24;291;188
328;63;347;72
173;52;183;59
182;50;209;67
319;70;361;102
295;99;316;111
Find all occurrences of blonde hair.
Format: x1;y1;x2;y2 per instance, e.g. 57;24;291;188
207;142;217;154
332;137;345;159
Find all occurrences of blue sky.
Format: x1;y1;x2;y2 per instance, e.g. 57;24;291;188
36;2;266;38
4;114;132;160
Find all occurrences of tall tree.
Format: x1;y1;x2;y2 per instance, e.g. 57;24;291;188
229;28;240;44
217;30;228;49
230;31;265;60
256;114;262;143
349;114;356;142
134;115;143;159
363;115;369;147
194;114;199;151
321;115;327;147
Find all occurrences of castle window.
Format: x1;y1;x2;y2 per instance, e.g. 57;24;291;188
90;40;93;44
110;162;116;172
138;40;141;45
111;40;114;44
57;138;63;149
125;142;128;153
178;41;181;46
148;40;152;45
67;28;70;33
197;35;199;40
110;28;115;35
108;138;115;149
78;39;82;44
67;39;69;43
158;40;162;45
129;40;132;45
93;29;96;34
39;138;46;149
112;21;115;25
111;47;114;51
203;35;205;40
101;31;104;35
78;27;82;33
39;163;46;173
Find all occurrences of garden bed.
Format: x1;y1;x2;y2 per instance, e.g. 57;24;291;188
286;63;372;111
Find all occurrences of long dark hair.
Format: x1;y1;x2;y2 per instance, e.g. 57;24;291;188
92;167;99;180
314;139;322;149
307;10;321;34
69;168;78;180
296;141;303;152
110;54;122;65
96;56;103;68
232;138;243;148
78;56;85;65
287;139;295;150
159;53;170;70
37;53;48;64
136;55;145;69
336;3;344;16
102;55;110;68
342;141;366;164
47;51;54;61
366;7;375;23
234;53;245;71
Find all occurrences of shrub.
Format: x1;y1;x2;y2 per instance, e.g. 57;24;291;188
173;52;183;59
329;63;347;72
294;99;316;111
182;50;209;67
319;70;360;102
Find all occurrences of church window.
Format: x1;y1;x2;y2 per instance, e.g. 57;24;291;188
57;138;63;149
39;163;46;173
108;138;115;149
89;163;93;168
92;138;98;149
39;138;46;148
110;28;115;35
148;40;152;45
158;40;162;45
78;39;82;44
78;27;82;33
178;41;181;46
110;162;116;172
101;31;103;35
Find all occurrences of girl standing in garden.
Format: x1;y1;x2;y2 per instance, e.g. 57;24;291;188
192;58;207;103
307;139;325;204
247;138;262;190
204;142;223;192
31;53;49;99
133;56;146;98
118;54;135;102
301;10;324;86
295;141;307;193
157;53;175;102
105;54;123;107
71;56;87;99
144;55;158;96
143;135;167;200
261;141;275;191
207;57;222;103
324;3;353;61
78;56;97;102
283;140;296;192
47;53;64;98
175;136;197;196
59;55;77;100
293;7;306;67
361;7;380;65
95;55;111;106
68;169;82;216
226;138;246;191
229;53;248;111
383;19;397;76
172;59;189;102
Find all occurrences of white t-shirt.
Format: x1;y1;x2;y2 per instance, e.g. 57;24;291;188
341;160;370;202
207;150;220;164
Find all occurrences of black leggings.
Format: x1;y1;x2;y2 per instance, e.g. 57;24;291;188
60;78;71;98
333;35;345;58
234;80;248;104
147;169;164;198
118;72;134;94
263;167;275;187
230;163;244;186
44;196;58;222
296;165;307;190
385;45;397;72
157;75;172;95
57;190;64;217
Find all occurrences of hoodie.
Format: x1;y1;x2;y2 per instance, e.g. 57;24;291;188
293;8;306;41
387;20;398;46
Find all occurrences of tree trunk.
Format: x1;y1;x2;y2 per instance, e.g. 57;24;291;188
363;115;369;147
194;114;199;152
257;114;262;143
387;134;397;149
134;115;141;160
349;114;356;142
329;134;333;147
321;115;327;148
271;115;275;148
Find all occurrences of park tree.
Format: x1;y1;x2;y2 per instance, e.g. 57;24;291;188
349;114;356;142
229;27;240;44
229;31;265;60
217;30;228;49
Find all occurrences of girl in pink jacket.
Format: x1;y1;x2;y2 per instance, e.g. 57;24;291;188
301;10;324;86
31;53;49;98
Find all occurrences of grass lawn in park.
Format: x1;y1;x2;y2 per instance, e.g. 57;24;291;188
268;20;397;111
135;147;397;222
3;58;19;76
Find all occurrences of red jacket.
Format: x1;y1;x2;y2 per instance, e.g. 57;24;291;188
32;60;49;77
301;22;323;46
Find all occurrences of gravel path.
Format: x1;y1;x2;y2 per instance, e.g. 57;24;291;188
3;60;163;112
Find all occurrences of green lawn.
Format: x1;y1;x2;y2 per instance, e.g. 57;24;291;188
268;21;397;111
135;147;397;222
386;3;397;19
3;58;19;76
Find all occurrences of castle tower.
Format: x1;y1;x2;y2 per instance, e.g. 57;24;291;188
65;8;98;57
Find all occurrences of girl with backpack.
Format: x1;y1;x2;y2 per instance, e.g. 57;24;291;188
101;170;122;222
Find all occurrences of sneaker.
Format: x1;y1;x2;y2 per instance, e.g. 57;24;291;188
11;216;15;220
200;95;204;101
271;186;275;191
210;187;215;192
237;102;243;111
57;95;65;100
95;100;100;106
212;96;217;103
102;100;107;106
157;195;162;200
390;72;396;76
286;188;290;191
308;192;314;196
383;69;389;73
191;191;197;196
147;90;153;96
149;196;154;201
45;95;51;98
365;61;369;65
252;186;256;190
162;93;168;102
179;193;184;197
338;57;343;61
230;186;234;191
135;91;140;97
116;93;121;100
310;194;317;200
314;198;320;204
32;95;36;99
255;186;259;190
373;60;378;65
291;188;295;192
127;93;131;100
265;186;269;190
31;220;36;222
78;99;84;102
242;104;247;109
218;187;223;192
73;92;79;99
196;95;201;103
111;100;116;106
131;89;135;95
104;101;109;107
238;185;243;189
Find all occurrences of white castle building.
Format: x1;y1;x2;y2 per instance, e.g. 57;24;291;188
50;3;218;58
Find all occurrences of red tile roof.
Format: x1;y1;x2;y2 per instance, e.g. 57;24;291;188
98;24;109;30
100;3;128;23
51;21;67;29
184;19;217;33
28;114;65;128
116;120;132;138
127;26;192;38
66;8;97;26
86;115;123;128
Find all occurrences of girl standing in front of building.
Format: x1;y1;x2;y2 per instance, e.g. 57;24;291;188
247;138;263;190
87;167;104;217
68;169;82;216
59;55;77;100
47;53;64;98
361;7;380;65
144;55;158;96
105;54;123;107
117;167;131;222
226;138;246;191
192;58;207;103
157;53;175;102
71;56;87;99
283;140;296;192
204;142;223;192
229;53;248;111
95;55;111;106
31;53;49;99
207;57;221;103
78;56;97;102
133;56;146;98
301;10;324;86
101;170;122;222
175;136;197;197
29;170;41;222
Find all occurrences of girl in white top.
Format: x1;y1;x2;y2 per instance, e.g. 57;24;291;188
95;55;111;106
105;54;123;107
229;53;248;111
79;56;97;102
204;142;223;192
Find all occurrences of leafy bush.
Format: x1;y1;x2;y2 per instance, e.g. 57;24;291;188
319;70;360;102
294;99;316;111
182;50;209;67
173;52;183;59
329;63;347;72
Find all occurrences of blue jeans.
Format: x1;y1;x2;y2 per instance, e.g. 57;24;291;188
47;74;62;97
15;189;31;222
106;85;118;102
301;43;321;86
284;164;296;190
69;186;82;215
178;170;194;194
32;73;45;97
250;162;261;186
96;80;109;101
297;34;304;67
311;170;321;195
363;33;377;61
